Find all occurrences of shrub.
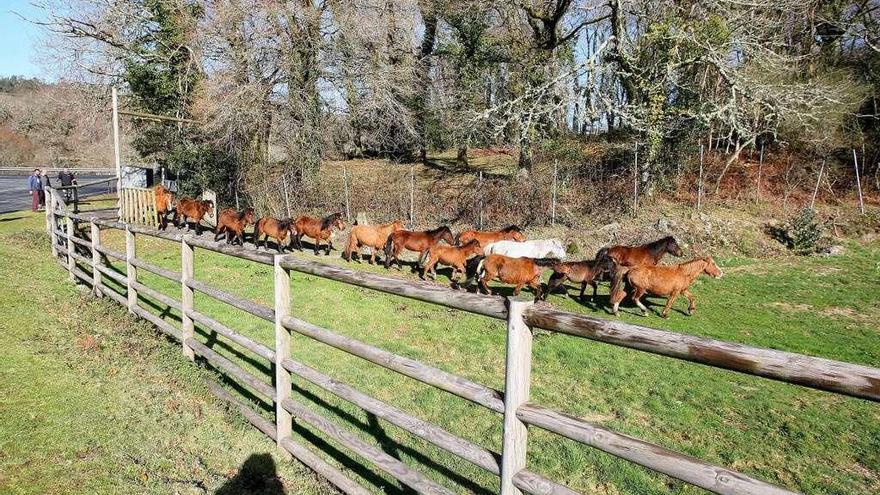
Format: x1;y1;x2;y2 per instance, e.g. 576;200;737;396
769;208;823;254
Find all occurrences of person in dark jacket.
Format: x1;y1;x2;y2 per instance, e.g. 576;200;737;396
58;166;76;201
38;169;51;208
27;169;42;211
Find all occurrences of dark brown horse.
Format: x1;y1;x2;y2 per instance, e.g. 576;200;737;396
422;239;483;282
456;225;525;246
154;185;175;230
254;217;297;252
214;207;256;245
610;256;722;318
293;212;346;255
544;257;614;302
596;235;683;268
174;198;214;235
383;226;454;269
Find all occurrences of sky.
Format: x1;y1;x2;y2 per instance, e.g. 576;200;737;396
0;1;47;79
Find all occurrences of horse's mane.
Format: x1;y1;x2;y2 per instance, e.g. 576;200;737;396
501;225;522;233
426;225;451;235
237;208;254;221
646;236;675;257
320;212;342;229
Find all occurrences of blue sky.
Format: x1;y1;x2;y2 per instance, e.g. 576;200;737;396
0;1;47;78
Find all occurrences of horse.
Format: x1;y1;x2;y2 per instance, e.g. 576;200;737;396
293;212;346;255
544;257;615;302
456;225;525;246
467;254;554;302
610;256;722;318
214;207;256;246
484;239;566;260
597;235;683;268
154;185;175;230
421;239;483;282
174;198;214;235
383;226;455;270
254;217;297;252
343;220;405;264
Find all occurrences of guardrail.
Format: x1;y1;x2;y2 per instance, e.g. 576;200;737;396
43;187;879;495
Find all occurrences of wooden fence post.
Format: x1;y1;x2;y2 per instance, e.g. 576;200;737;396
181;236;195;361
125;226;137;311
47;190;58;259
500;296;534;495
90;221;103;297
66;215;76;282
274;254;293;447
44;186;52;233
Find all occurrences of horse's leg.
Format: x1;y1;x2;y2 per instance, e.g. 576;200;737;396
633;288;649;316
512;283;524;296
313;236;320;256
529;277;544;302
591;281;599;301
611;286;626;315
369;247;377;265
661;292;680;319
683;289;697;315
325;236;332;255
579;281;588;300
393;244;404;270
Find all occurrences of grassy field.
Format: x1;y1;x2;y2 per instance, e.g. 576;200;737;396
2;202;879;494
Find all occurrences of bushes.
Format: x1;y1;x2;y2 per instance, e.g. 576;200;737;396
769;208;824;254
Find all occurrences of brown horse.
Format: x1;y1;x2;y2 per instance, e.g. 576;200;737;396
422;239;483;282
215;207;256;245
610;256;722;318
471;254;553;301
383;226;455;269
343;220;404;264
154;185;175;230
544;257;615;302
174;198;214;235
597;235;683;268
293;212;346;255
456;225;525;246
254;217;297;252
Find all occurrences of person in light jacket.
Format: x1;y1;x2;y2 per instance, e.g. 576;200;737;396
27;169;42;211
38;169;51;208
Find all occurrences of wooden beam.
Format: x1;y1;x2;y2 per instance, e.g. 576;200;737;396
125;226;137;311
118;108;200;124
501;297;534;495
274;254;293;447
66;216;76;282
186;278;274;321
186;307;274;362
181;237;195;361
90;221;102;297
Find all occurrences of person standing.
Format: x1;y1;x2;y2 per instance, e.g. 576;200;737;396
27;169;42;212
39;169;52;208
58;166;77;202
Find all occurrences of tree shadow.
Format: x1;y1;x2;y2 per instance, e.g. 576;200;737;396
215;453;285;495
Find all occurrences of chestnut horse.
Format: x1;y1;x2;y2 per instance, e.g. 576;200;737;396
343;220;405;264
469;254;554;301
610;256;722;318
254;217;297;252
383;226;454;269
293;212;346;255
174;198;214;235
421;239;483;282
215;207;256;245
544;257;614;302
456;225;525;246
597;235;683;268
154;185;175;230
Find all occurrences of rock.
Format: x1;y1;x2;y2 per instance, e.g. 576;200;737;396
823;245;846;256
657;217;673;232
598;222;620;234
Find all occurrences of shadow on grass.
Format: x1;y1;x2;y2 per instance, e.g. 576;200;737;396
215;453;285;495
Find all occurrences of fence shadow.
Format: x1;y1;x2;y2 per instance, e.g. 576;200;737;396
215;453;285;495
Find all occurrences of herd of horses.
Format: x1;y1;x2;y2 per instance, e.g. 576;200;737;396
153;186;722;318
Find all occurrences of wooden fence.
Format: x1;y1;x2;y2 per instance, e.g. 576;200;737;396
120;186;158;227
43;187;879;495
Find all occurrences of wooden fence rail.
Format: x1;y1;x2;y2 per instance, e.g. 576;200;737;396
43;186;878;495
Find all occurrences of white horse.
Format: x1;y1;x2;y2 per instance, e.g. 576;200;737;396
483;239;566;259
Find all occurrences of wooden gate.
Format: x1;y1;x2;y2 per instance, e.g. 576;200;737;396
121;187;158;227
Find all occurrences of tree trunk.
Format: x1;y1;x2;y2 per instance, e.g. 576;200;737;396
714;137;754;194
415;9;438;163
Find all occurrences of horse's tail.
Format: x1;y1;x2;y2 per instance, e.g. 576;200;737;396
383;234;394;268
533;257;559;267
595;247;610;263
253;220;261;248
610;263;630;298
453;232;461;246
459;255;484;289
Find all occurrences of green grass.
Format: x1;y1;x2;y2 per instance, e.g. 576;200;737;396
3;204;879;495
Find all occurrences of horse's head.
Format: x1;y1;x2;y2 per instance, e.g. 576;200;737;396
504;226;526;242
202;200;215;216
665;236;684;257
595;256;615;275
391;220;405;231
703;256;723;278
242;208;257;225
438;226;455;245
464;239;483;255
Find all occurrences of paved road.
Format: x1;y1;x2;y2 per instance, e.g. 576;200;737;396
0;175;115;214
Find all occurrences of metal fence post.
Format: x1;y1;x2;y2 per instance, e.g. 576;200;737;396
181;236;195;361
274;254;293;447
66;215;75;282
90;221;103;297
125;225;137;311
500;296;534;495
